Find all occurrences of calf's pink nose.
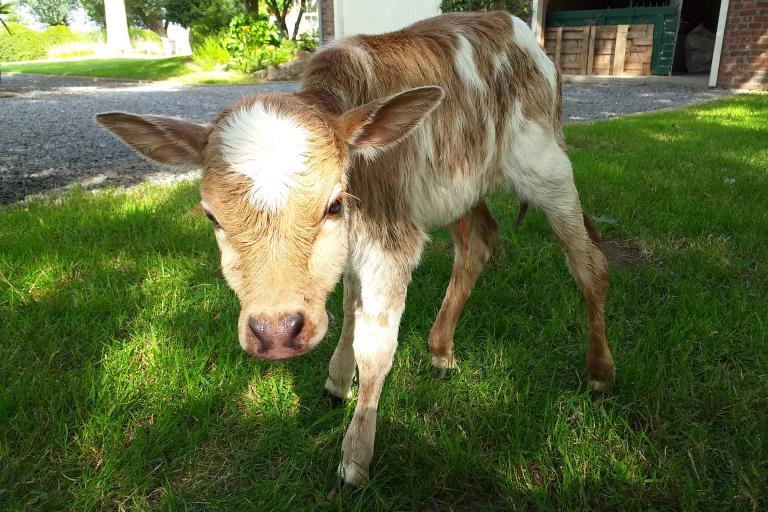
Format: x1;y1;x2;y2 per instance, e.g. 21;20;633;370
248;313;304;353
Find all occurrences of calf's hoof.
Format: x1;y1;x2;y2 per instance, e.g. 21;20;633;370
323;377;354;406
337;461;369;488
589;366;615;393
433;367;457;380
322;388;344;408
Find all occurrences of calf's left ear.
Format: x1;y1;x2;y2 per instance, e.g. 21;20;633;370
338;86;444;160
95;112;209;169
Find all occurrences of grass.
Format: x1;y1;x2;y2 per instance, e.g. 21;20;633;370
2;56;262;85
1;94;767;510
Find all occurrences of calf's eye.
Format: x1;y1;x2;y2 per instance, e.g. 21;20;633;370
205;210;221;229
327;198;343;217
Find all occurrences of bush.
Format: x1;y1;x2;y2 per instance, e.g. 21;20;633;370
440;0;530;20
129;27;162;44
41;25;82;47
0;24;87;62
192;35;229;71
297;29;318;52
0;23;50;61
129;27;163;55
224;13;282;72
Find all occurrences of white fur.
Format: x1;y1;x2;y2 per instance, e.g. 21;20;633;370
511;15;557;93
454;34;485;93
219;104;310;211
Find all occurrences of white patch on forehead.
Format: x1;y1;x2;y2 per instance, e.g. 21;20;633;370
219;103;309;211
510;15;557;92
454;34;485;93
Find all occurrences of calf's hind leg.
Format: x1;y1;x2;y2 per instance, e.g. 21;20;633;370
511;146;614;390
429;201;499;371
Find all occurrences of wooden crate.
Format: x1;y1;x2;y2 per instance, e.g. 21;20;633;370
543;24;654;76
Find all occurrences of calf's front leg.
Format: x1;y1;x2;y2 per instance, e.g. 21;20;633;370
338;246;415;487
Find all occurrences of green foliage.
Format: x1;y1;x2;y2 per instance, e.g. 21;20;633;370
0;2;15;34
18;0;78;26
440;0;530;20
168;0;242;38
129;27;161;43
0;22;47;60
3;56;262;83
0;22;82;61
191;35;228;70
80;0;165;34
223;12;284;72
296;28;318;52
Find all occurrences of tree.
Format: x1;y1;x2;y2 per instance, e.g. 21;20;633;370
20;0;78;25
0;2;14;33
104;0;131;50
82;0;167;36
264;0;304;40
164;0;242;36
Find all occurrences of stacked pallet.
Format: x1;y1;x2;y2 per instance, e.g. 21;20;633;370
543;24;654;76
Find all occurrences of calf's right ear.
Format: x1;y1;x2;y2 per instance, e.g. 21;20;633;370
95;112;209;169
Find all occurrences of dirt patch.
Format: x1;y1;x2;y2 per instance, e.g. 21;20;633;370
602;238;650;270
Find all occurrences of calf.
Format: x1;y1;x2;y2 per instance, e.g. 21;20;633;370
97;11;614;487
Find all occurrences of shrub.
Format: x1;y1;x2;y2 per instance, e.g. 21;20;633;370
0;24;87;62
440;0;530;20
41;25;81;47
297;29;318;52
0;22;49;61
224;13;281;72
192;35;229;71
129;27;163;55
129;27;161;44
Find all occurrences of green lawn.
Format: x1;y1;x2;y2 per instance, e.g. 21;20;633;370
2;57;261;85
1;95;767;510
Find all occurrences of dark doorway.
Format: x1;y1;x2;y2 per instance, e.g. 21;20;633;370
673;0;723;74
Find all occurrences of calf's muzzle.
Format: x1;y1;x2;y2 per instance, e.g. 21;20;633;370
246;313;307;360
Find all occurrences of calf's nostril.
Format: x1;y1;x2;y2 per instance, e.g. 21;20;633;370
248;318;271;351
285;313;304;341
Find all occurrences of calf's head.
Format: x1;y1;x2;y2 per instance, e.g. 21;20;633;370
96;87;442;360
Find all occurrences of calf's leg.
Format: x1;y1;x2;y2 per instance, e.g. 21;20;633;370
325;271;360;401
508;143;614;390
338;234;422;487
428;201;499;371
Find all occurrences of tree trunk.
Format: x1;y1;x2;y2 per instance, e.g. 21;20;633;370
274;13;289;39
266;0;291;39
244;0;259;14
291;0;305;40
143;14;168;38
104;0;131;52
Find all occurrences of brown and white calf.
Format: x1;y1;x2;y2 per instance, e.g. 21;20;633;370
97;11;614;487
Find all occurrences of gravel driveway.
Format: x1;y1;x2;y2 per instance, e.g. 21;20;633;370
0;73;730;204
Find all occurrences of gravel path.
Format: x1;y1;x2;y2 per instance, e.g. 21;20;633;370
0;73;730;204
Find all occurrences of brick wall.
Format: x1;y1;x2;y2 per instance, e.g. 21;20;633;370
320;0;335;42
717;0;768;90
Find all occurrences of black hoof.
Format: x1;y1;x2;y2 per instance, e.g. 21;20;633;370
433;367;457;380
322;388;344;408
327;480;361;500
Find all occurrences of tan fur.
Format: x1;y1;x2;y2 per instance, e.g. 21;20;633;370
429;201;499;369
95;11;613;488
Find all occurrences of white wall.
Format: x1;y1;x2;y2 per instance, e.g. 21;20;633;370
334;0;441;38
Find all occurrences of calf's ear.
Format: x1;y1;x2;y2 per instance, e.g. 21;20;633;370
338;86;444;160
95;112;209;169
